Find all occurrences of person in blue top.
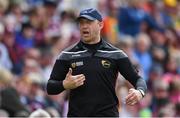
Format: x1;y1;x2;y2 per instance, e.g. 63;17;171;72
15;22;35;49
117;0;159;36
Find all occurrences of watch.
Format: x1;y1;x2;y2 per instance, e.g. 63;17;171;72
138;89;145;97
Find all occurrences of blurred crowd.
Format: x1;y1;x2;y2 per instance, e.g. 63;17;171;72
0;0;180;117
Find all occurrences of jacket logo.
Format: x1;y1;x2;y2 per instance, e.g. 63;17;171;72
72;54;81;57
101;60;111;68
71;61;84;68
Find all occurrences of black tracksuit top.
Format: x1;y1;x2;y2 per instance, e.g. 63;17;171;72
47;39;147;117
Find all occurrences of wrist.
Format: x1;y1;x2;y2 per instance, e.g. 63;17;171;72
138;89;145;98
62;80;68;90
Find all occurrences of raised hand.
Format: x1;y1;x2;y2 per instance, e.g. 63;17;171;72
63;68;86;90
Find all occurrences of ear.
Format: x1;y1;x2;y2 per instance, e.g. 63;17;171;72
99;21;104;30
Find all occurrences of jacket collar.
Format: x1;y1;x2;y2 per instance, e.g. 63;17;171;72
77;38;109;50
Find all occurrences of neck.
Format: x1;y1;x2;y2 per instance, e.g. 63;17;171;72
83;36;101;44
82;39;102;51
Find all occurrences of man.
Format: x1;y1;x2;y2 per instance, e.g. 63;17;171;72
47;8;147;117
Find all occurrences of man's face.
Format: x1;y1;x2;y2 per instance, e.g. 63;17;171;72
78;18;103;43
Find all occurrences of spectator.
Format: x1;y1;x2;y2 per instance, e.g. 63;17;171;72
133;33;152;81
117;0;159;36
101;0;119;45
0;109;9;117
45;107;61;117
0;67;30;117
0;23;13;70
3;29;24;74
150;30;169;67
28;6;46;47
29;108;50;118
15;22;35;50
151;79;169;116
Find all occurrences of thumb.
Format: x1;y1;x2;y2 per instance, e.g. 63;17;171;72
66;68;72;77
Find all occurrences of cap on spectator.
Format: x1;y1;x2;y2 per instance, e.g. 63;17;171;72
77;8;102;22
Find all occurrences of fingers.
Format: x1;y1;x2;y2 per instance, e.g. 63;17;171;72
70;74;86;87
75;75;85;82
66;68;72;78
125;93;135;105
74;75;86;86
125;94;136;105
125;88;139;106
63;74;86;90
126;88;135;100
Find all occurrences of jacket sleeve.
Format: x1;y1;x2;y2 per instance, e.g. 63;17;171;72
117;57;147;93
46;59;69;95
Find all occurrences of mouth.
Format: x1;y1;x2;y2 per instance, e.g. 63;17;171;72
82;31;90;36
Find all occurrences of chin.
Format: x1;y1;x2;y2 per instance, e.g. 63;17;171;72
82;37;91;43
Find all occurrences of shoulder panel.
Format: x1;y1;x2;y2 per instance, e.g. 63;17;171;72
95;49;128;59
